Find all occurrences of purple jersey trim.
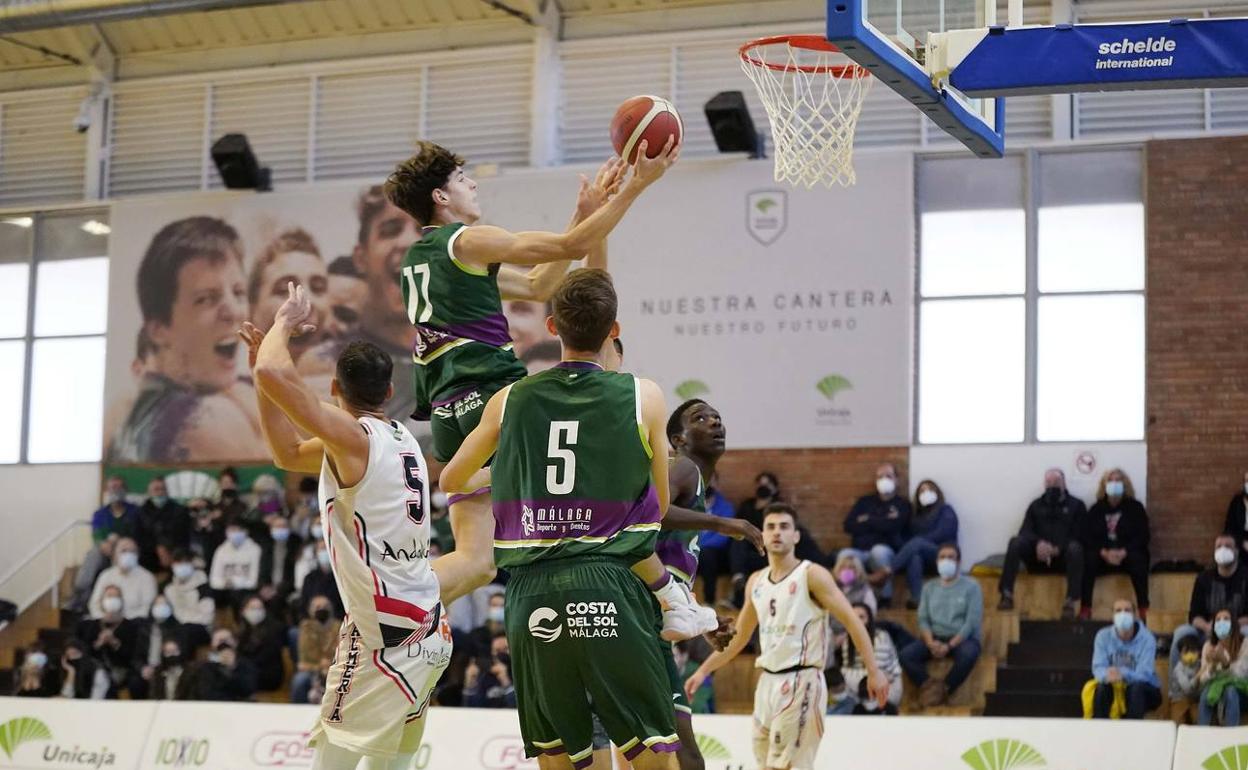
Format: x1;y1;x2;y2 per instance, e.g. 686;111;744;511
420;313;512;349
448;487;491;507
623;738;681;760
554;360;604;371
654;539;699;580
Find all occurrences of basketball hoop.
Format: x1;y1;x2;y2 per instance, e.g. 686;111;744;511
740;35;873;188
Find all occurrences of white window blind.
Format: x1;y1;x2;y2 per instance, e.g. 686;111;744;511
425;54;532;167
109;83;207;196
1076;89;1207;137
560;44;672;164
0;90;87;206
208;78;311;188
315;69;422;182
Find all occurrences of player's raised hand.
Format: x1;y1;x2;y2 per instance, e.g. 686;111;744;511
237;322;265;369
707;617;737;652
628;136;680;188
273;281;318;337
868;668;891;709
576;156;627;218
684;669;707;702
724;518;765;556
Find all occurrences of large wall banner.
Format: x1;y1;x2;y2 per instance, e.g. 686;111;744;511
103;153;913;465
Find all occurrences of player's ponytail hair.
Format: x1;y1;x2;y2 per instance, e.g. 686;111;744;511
384;142;465;225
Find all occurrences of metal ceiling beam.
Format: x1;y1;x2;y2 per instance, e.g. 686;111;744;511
0;0;322;34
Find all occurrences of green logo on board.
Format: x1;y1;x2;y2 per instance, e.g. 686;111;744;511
815;374;853;401
0;717;52;759
961;739;1046;770
675;380;710;400
694;734;731;760
1203;745;1248;770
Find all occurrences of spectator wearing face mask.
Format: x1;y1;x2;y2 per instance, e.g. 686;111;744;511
292;596;339;704
216;467;248;521
1171;534;1248;676
129;596;186;699
730;473;781;607
77;584;139;697
60;639;110;700
88;538;157;620
833;603;903;712
69;534;119;615
463;634;516;708
1090;598;1160;719
209;522;262;608
300;541;344;618
899;544;982;708
178;628;257;702
163;549;214;652
289;476;320;541
236;594;287;692
1170;635;1203;724
14;644;58;698
998;468;1087;619
136;476;190;572
889;479;958;609
469;592;508;657
92;476;140;544
1197;607;1248;726
150;639;190;700
1224;471;1248;555
242;474;287;544
829;554;877;641
259;514;302;599
840;463;912;607
1080;469;1151;619
187;497;225;567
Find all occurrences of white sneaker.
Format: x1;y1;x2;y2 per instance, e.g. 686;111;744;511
658;582;720;641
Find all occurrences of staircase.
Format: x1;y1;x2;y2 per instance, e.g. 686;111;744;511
984;620;1101;718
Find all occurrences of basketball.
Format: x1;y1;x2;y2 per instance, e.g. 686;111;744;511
609;95;683;163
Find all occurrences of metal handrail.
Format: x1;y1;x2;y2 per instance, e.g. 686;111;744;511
0;518;92;613
0;518;90;586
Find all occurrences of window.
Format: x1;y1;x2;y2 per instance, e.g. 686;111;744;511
1;210;110;463
916;148;1145;444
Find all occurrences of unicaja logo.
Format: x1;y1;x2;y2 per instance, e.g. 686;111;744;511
1203;745;1248;770
0;717;52;759
815;375;852;401
528;607;562;643
694;734;731;760
961;739;1046;770
675;380;710;400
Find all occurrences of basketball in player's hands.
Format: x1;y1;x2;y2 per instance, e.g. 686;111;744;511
610;95;683;164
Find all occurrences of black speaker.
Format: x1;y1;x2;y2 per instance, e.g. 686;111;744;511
703;90;762;157
211;133;271;191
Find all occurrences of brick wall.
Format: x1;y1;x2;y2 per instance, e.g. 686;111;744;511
713;447;909;555
1146;135;1248;561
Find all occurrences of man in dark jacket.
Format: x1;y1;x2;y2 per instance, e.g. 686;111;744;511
998;468;1086;618
1167;533;1248;673
177;628;257;702
840;463;911;607
136;476;190;573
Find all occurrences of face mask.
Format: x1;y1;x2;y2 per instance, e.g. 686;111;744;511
838;569;857;586
244;608;266;625
151;603;173;622
1043;487;1063;504
316;550;331;568
1113;611;1135;633
151;496;168;507
172;563;194;580
1216;618;1234;639
228;531;247;547
207;652;222;664
221;489;239;502
27;652;47;669
314;608;331;624
310;524;324;540
1106;480;1125;498
431;491;448;509
876;477;896;496
487;607;505;624
937;558;958;579
163;653;182;666
118;552;139;570
106;491;125;505
271;528;290;543
1216;547;1236;566
102;596;124;615
756;484;775;499
258;498;282;515
918;489;938;507
1181;652;1200;666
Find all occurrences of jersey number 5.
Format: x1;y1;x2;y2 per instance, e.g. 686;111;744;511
545;421;579;495
401;453;426;525
402;264;433;324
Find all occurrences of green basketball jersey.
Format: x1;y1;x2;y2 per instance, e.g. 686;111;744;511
655;466;705;584
400;222;528;419
491;361;661;568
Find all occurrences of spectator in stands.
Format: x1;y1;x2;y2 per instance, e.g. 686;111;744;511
301;541;344;618
130;595;185;699
889;479;958;609
136;476;189;573
730;472;782;607
830;553;877;640
238;594;287;692
148;639;189;700
14;644;57;698
1198;608;1248;726
60;638;109;700
899;543;982;707
68;534;118;614
259;514;301;603
187;497;224;568
239;473;285;543
164;549;214;652
1170;635;1203;724
833;603;903;712
92;476;140;543
88;537;157;620
463;634;516;708
841;463;912;607
78;584;139;697
178;628;257;702
674;637;714;713
209;520;262;609
1091;597;1160;719
1224;471;1248;554
696;480;735;608
1171;534;1248;674
1080;469;1151;619
998;468;1086;619
292;595;339;704
217;467;248;523
469;592;508;657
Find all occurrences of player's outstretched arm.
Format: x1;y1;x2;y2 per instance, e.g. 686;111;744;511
441;386;509;495
455;139;676;271
239;322;323;474
639;377;671;514
809;563;890;707
253;283;369;484
684;572;761;699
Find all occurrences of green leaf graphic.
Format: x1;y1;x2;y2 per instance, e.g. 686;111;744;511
815;374;853;401
0;717;52;759
960;739;1046;770
675;380;710;400
755;198;777;213
694;734;731;760
1203;745;1248;770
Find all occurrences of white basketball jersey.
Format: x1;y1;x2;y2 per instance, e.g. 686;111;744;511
750;560;828;672
318;415;440;651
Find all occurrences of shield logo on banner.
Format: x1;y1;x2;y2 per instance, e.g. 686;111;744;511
746;190;787;245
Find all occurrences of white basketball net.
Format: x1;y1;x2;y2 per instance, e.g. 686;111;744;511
741;39;873;188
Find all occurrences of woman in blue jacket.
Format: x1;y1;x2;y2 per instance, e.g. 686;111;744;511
891;479;959;609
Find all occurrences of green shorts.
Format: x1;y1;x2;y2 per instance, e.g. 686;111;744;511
429;380;513;462
505;556;681;768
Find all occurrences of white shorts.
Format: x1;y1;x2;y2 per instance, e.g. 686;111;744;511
752;669;826;770
308;617;452;758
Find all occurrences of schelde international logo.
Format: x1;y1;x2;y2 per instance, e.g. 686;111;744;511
961;739;1046;770
528;607;562;643
0;716;51;759
1204;745;1248;770
675;379;710;400
746;190;787;246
